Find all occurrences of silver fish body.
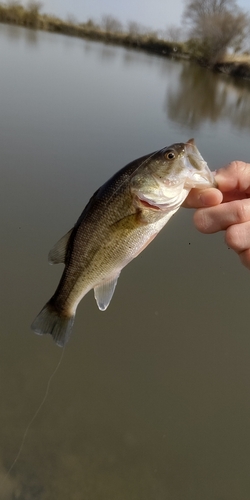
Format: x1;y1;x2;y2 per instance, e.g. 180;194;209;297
31;139;215;346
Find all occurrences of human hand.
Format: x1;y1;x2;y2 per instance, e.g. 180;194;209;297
184;161;250;270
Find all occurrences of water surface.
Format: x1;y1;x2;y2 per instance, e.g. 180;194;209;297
1;24;250;499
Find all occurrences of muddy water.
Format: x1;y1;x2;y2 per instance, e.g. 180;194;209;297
1;23;250;499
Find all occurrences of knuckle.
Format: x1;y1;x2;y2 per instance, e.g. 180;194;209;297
229;199;250;224
235;201;248;223
230;160;249;176
193;209;211;233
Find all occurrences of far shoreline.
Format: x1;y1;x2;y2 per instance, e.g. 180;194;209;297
1;3;250;81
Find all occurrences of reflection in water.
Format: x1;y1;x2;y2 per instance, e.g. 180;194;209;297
24;27;38;45
99;45;117;61
122;48;156;68
166;62;250;129
4;23;22;41
82;39;120;64
0;464;17;499
1;22;37;45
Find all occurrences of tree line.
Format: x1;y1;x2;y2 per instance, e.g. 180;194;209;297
0;0;249;67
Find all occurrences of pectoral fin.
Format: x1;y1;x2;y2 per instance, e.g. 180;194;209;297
48;229;73;265
94;275;120;311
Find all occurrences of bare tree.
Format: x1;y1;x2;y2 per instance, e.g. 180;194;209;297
101;15;123;33
165;25;183;43
127;21;143;36
82;18;99;30
5;0;24;23
26;1;42;14
183;0;249;64
25;1;42;27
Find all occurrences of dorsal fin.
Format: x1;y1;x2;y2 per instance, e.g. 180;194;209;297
94;275;120;311
48;229;73;265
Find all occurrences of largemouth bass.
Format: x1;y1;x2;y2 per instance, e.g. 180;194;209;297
31;139;215;346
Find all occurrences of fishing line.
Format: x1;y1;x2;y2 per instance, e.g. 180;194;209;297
2;345;65;483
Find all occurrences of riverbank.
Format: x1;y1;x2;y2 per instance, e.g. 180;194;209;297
0;3;186;58
0;2;250;81
215;54;250;80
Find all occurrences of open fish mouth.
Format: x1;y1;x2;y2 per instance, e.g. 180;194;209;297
184;167;216;189
184;141;216;189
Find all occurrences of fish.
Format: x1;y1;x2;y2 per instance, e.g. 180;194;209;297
31;139;215;347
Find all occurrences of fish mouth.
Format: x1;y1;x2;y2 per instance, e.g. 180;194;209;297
184;168;216;189
184;141;216;189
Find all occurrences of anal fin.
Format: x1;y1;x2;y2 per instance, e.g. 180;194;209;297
94;275;120;311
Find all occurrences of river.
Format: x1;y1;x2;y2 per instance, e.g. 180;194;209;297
1;23;250;499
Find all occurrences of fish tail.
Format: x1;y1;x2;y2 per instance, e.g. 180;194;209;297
31;302;75;347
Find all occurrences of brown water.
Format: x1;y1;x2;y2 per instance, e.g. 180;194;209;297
1;23;250;499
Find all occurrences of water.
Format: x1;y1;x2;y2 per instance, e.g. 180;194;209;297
1;23;250;499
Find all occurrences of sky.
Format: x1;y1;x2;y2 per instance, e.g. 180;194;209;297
39;0;250;33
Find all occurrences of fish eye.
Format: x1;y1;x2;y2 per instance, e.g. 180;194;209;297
165;150;175;160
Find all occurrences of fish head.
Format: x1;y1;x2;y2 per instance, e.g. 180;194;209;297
132;139;216;211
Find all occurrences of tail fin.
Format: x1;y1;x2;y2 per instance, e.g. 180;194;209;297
31;303;75;347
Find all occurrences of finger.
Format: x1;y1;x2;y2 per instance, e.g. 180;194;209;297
183;187;222;208
215;161;250;194
225;221;250;253
193;199;250;233
239;248;250;271
221;191;249;203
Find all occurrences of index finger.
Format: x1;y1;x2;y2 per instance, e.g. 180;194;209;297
215;161;250;195
183;187;222;208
